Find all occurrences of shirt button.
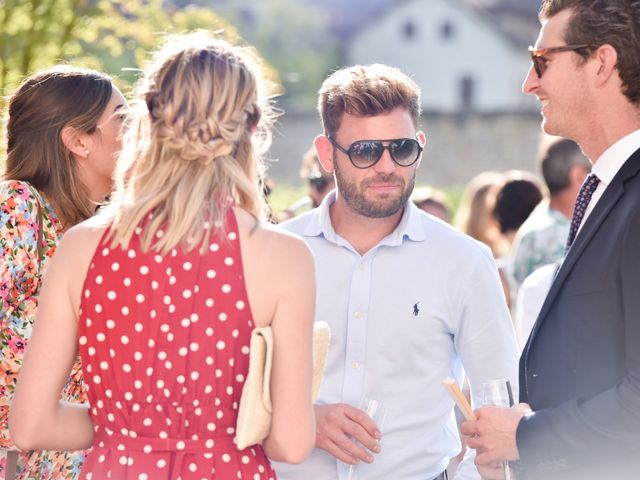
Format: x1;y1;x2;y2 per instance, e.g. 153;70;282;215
351;362;359;369
359;262;365;271
354;311;363;319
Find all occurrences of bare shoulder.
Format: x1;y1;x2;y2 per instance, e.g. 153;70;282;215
234;208;315;329
63;217;107;245
234;207;313;262
57;217;109;267
42;217;110;309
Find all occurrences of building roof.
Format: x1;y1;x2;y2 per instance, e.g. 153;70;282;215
487;0;542;17
462;0;541;47
318;0;542;47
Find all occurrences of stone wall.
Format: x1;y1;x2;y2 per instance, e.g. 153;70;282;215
267;109;546;188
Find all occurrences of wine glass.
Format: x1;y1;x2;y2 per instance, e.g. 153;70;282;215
344;397;387;480
481;379;514;480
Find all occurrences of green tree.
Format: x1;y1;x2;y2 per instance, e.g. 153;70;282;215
0;0;241;101
0;0;257;161
1;0;92;97
216;0;339;109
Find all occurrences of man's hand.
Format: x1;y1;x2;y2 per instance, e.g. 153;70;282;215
475;461;516;480
460;404;531;471
314;403;382;465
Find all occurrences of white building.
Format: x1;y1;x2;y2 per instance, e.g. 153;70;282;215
346;0;540;113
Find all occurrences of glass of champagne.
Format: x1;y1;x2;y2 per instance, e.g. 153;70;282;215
481;379;514;480
345;397;387;480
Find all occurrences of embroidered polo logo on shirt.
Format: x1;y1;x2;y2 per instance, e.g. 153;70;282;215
413;302;420;316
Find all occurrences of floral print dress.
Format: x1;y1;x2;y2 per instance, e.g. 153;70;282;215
0;180;88;479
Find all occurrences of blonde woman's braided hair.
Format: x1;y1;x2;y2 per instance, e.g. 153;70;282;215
105;32;278;254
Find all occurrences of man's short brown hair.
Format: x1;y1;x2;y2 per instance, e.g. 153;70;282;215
318;64;421;138
540;0;640;105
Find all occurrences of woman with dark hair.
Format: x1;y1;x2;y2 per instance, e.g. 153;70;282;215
0;66;127;479
492;171;544;308
493;174;545;245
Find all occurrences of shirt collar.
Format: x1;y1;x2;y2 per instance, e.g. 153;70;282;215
592;129;640;186
301;189;427;246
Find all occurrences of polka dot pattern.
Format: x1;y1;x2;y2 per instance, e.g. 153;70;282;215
77;212;275;479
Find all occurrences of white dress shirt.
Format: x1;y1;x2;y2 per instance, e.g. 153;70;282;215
581;129;640;231
274;193;519;480
514;263;557;352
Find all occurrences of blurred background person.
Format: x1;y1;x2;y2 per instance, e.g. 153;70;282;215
511;138;590;350
280;145;335;221
454;171;508;259
0;66;126;480
493;171;544;247
261;173;279;223
512;137;591;289
10;33;315;479
492;171;544;307
411;186;450;222
301;146;335;209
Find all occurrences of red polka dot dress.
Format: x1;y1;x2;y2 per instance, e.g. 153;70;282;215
77;212;276;479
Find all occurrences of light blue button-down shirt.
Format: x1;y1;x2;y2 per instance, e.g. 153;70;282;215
274;192;519;480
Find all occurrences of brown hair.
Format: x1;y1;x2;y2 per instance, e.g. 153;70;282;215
3;66;113;228
105;32;278;254
318;64;421;138
539;0;640;105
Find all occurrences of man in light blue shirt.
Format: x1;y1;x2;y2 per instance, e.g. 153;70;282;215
274;64;519;480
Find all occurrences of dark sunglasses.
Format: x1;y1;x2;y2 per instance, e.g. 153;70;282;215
528;44;594;78
328;136;423;169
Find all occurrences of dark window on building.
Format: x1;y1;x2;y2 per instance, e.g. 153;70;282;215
440;20;455;40
460;76;474;110
403;20;416;40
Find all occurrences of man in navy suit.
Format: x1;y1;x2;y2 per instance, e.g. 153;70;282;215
460;0;640;478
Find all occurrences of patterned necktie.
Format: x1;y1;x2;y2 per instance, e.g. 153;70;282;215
566;173;600;251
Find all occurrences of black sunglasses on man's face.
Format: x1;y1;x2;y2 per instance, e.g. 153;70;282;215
328;136;423;169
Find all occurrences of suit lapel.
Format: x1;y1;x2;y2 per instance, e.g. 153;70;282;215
526;147;640;347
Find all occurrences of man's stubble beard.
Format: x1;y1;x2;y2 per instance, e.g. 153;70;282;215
333;157;416;218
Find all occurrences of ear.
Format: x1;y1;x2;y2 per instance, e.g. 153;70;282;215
61;126;90;159
415;130;426;168
592;44;618;86
314;134;335;174
569;163;590;187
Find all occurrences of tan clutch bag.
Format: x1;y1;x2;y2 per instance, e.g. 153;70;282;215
234;321;331;450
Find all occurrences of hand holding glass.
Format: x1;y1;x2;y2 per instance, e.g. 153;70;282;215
481;379;514;480
345;398;386;480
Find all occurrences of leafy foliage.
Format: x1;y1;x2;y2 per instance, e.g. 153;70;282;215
0;0;239;100
0;0;338;164
215;0;340;109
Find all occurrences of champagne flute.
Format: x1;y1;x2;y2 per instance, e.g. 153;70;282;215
345;398;387;480
481;379;514;480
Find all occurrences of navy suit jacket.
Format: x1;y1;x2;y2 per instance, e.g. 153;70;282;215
516;147;640;479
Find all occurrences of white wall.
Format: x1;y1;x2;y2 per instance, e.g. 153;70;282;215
347;0;538;112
